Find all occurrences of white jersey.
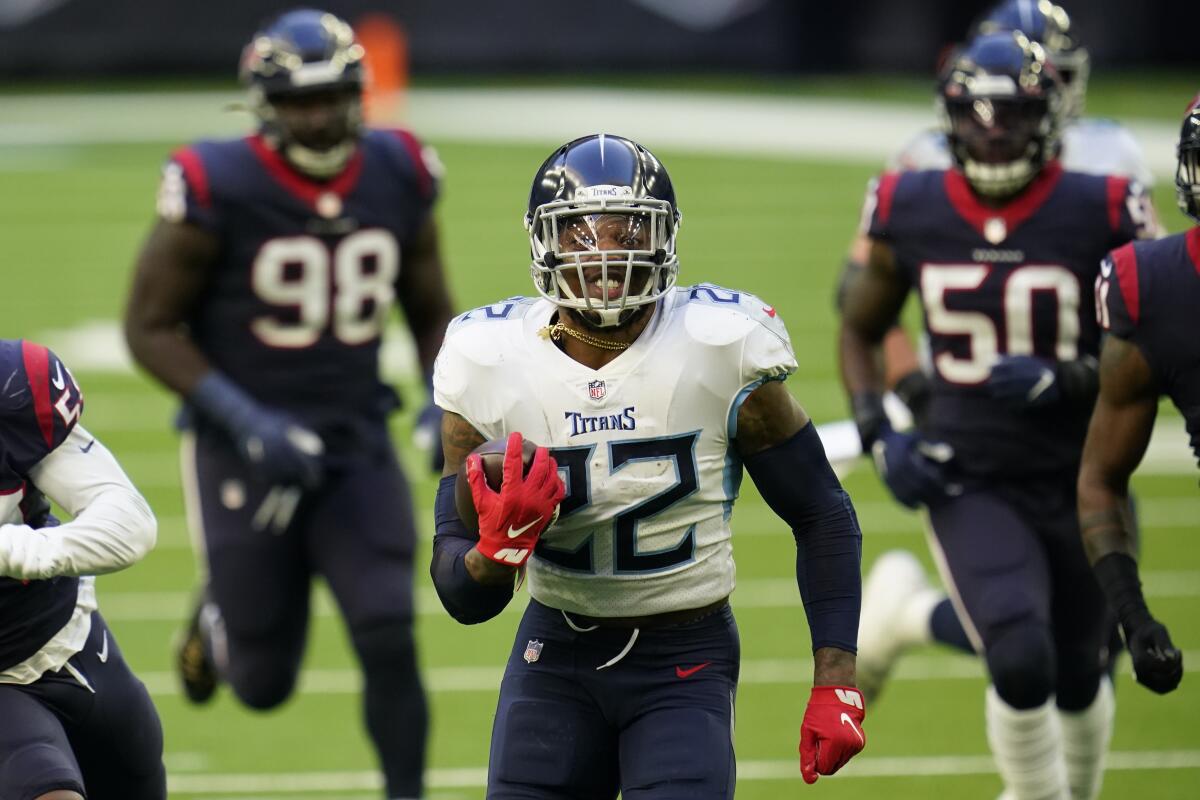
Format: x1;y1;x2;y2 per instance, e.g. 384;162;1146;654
888;118;1155;187
435;286;797;617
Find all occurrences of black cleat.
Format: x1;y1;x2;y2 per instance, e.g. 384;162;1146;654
176;595;220;704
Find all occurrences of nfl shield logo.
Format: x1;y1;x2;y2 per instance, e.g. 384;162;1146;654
588;380;607;401
523;639;544;664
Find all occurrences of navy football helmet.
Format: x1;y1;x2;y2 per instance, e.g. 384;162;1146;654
973;0;1089;121
939;31;1063;198
1176;95;1200;223
240;9;366;177
526;134;681;328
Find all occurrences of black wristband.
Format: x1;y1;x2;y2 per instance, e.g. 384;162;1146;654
1093;552;1153;633
892;369;932;426
1056;356;1099;407
851;391;888;450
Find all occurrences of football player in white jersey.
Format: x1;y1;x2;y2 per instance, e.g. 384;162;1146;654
835;0;1163;712
0;340;163;800
430;134;867;798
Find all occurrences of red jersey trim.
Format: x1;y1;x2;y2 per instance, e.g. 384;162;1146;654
20;341;55;449
1106;175;1130;232
874;172;901;229
1186;227;1200;277
389;128;433;199
246;135;365;210
944;161;1064;239
1111;242;1140;325
172;147;212;208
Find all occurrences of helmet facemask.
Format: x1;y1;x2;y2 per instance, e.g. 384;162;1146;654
253;86;364;179
944;93;1058;198
527;189;679;328
1176;113;1200;223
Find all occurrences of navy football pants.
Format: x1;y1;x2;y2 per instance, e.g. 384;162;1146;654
0;613;165;800
488;599;740;800
926;479;1112;711
183;429;427;796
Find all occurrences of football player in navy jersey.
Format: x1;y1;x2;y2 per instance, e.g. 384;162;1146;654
0;340;163;800
123;9;451;798
1075;96;1200;698
850;2;1161;748
827;0;1158;467
838;32;1155;800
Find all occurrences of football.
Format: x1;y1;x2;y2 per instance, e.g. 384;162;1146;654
454;436;539;533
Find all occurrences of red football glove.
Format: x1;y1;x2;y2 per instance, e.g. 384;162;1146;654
799;686;866;784
468;432;564;567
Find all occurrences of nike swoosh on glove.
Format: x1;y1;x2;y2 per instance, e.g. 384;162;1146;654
1126;618;1184;694
800;686;867;784
468;432;564;567
871;425;960;510
986;355;1060;410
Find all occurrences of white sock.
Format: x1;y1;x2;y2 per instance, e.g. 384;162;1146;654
899;588;942;646
986;687;1070;800
1059;677;1114;800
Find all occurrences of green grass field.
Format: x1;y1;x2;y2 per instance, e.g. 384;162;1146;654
1;84;1198;799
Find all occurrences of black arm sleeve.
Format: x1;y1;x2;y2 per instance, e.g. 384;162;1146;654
1093;552;1153;634
430;475;513;624
743;422;863;653
1057;355;1100;410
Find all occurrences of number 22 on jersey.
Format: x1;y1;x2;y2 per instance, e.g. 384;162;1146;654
250;229;399;348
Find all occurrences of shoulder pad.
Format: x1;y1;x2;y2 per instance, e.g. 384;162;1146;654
369;128;442;201
1063;120;1155;186
446;297;539;338
679;284;789;344
0;340;84;472
887;129;952;173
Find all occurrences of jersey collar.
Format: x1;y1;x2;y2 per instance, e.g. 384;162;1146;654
944;160;1064;242
247;134;364;211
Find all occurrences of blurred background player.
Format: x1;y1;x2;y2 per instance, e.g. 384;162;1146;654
0;340;163;800
430;134;867;797
827;0;1158;469
839;32;1156;800
848;0;1162;716
123;9;452;799
1075;95;1200;699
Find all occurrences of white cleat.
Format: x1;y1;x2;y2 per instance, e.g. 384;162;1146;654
856;549;939;702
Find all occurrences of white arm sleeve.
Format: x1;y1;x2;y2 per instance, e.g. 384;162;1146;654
0;425;157;580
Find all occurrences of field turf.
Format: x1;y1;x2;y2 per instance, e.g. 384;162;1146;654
1;89;1197;798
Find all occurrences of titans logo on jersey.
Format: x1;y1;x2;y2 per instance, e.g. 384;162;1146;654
434;286;796;618
158;129;439;423
865;163;1153;477
1099;228;1200;464
0;340;84;671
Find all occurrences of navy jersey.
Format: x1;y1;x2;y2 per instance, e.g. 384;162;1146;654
1098;228;1200;464
866;162;1152;477
0;340;84;671
159;129;438;427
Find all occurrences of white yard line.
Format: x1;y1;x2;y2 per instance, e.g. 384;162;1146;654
95;567;1200;624
134;648;1199;697
165;749;1200;794
0;88;1181;178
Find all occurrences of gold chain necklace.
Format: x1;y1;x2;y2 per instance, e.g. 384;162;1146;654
539;322;631;351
